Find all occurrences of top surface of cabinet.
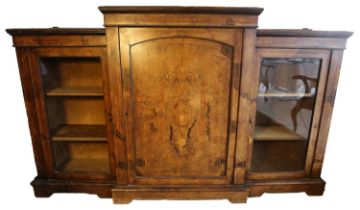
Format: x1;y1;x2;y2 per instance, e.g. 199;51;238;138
7;28;352;37
6;28;106;47
257;29;352;38
6;28;106;36
256;29;352;50
99;6;263;14
99;6;263;27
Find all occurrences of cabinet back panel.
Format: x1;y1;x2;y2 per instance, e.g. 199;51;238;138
46;97;106;128
52;142;110;173
40;57;103;91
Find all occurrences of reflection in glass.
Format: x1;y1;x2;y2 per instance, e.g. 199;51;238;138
251;58;320;172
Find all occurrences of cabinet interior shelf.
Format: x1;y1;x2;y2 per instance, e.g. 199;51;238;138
51;124;107;142
46;87;104;97
257;92;312;98
254;125;305;141
57;158;110;173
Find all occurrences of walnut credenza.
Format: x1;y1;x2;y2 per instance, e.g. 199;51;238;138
6;6;352;203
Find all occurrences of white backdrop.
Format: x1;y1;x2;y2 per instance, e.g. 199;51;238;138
0;0;359;209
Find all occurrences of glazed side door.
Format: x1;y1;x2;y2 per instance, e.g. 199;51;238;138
25;47;115;181
247;48;331;180
114;28;243;185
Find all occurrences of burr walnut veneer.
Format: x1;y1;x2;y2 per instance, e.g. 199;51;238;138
6;6;352;203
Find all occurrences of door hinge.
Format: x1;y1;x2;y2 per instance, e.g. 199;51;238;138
117;160;128;169
107;112;112;122
215;158;226;167
235;161;246;168
113;129;126;142
135;158;145;167
117;159;145;170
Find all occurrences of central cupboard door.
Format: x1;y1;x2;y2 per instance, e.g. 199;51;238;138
118;28;243;184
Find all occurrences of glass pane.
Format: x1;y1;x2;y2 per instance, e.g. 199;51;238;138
251;58;321;172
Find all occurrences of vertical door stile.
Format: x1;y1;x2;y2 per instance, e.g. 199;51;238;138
234;28;258;184
106;27;129;184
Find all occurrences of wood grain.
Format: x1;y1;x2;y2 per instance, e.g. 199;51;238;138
256;37;348;50
31;178;114;198
105;27;129;185
15;48;48;178
11;35;106;47
257;29;352;38
311;50;344;177
247;178;325;197
100;6;262;27
57;158;110;173
119;28;240;184
112;185;248;204
234;28;257;184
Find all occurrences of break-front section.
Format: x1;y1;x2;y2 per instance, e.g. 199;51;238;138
7;29;116;197
100;7;263;189
100;6;264;202
247;30;351;185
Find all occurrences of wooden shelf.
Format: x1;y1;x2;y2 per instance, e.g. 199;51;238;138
51;125;107;142
46;87;104;97
254;125;305;141
258;92;312;98
57;158;110;173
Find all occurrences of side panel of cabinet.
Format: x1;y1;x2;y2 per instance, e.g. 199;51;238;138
118;28;243;185
15;48;49;178
311;50;344;177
